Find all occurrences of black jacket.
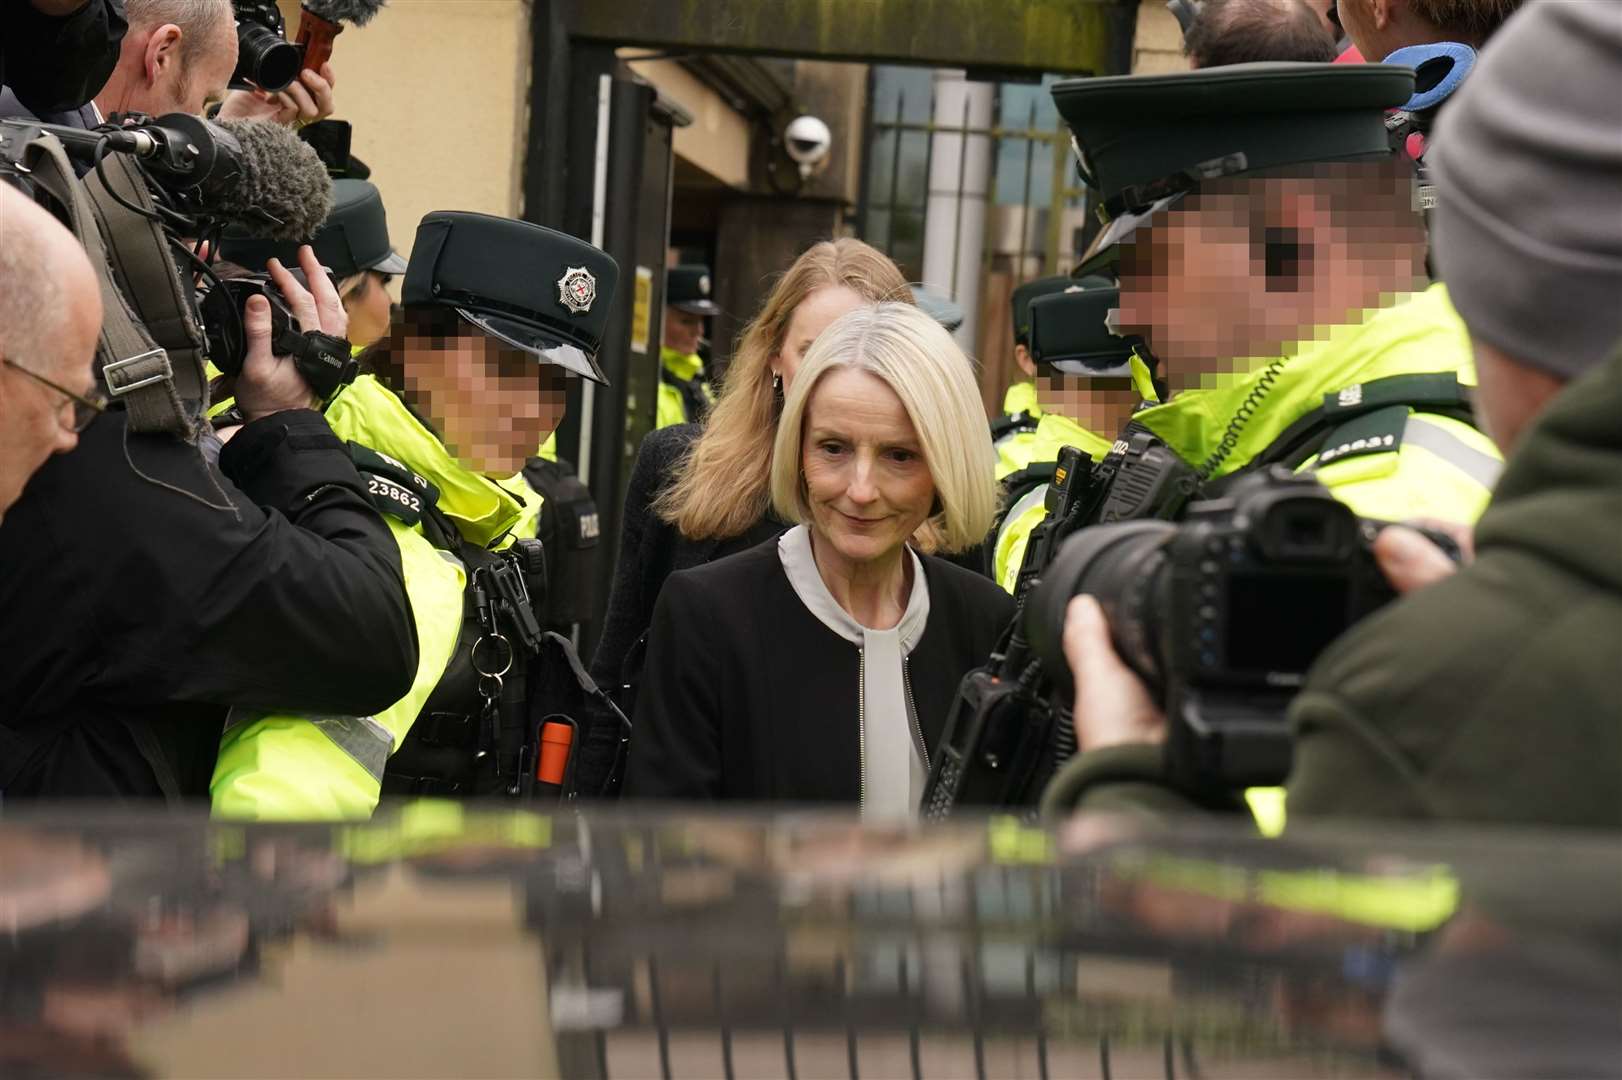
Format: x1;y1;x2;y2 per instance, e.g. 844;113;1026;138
577;423;781;793
1;0;125;116
623;538;1014;805
0;409;418;799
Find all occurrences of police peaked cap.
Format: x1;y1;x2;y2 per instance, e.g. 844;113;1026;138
665;264;720;316
1053;63;1416;270
1010;275;1075;346
1027;284;1144;377
221;179;408;280
403;211;620;384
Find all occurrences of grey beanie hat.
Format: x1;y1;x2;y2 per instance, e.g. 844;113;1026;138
1428;1;1622;380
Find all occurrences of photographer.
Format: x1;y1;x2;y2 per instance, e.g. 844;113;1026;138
3;0;336;131
1;0;126;119
1046;1;1622;831
0;183;103;524
0;243;417;799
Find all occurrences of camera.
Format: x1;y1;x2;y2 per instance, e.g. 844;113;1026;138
1026;467;1412;791
197;273;357;399
783;115;832;179
230;0;304;93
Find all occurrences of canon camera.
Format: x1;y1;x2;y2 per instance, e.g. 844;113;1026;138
231;0;304;93
198;273;356;399
1026;468;1433;792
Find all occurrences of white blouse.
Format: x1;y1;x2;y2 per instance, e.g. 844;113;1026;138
778;525;931;820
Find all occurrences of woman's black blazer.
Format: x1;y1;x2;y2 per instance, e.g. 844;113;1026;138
622;538;1014;804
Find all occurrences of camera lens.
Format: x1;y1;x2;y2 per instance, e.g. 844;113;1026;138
1026;520;1175;702
235;23;302;93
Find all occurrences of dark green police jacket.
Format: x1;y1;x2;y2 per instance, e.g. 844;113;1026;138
1045;342;1622;832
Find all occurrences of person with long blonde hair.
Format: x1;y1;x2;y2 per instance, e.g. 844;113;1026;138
623;303;1012;811
577;239;915;795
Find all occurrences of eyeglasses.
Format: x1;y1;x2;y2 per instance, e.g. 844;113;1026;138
2;356;110;433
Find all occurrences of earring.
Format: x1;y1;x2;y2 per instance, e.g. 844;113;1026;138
772;374;783;394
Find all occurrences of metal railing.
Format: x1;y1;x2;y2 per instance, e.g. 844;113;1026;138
859;82;1093;296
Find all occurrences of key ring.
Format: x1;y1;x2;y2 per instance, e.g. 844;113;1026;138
471;632;514;680
477;672;504;704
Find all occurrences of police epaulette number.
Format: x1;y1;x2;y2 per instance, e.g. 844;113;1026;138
348;442;440;526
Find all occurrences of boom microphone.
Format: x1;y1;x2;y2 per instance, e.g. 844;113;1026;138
212;117;334;240
30;114;333;240
296;0;388;72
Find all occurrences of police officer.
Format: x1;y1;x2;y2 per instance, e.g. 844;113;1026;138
992;276;1069;479
1014;63;1500;576
223;188;595;618
991;281;1155;591
212;212;618;818
656;264;719;429
221;179;409;350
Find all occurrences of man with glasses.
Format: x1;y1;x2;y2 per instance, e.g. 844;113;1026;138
0;184;104;524
0;214;417;800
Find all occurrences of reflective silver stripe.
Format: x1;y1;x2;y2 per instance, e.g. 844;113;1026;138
313;715;394;783
1404;416;1503;489
996;482;1051;551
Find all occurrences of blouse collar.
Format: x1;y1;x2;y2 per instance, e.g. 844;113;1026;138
777;524;930;651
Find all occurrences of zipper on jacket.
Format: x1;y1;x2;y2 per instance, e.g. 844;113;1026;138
903;655;928;772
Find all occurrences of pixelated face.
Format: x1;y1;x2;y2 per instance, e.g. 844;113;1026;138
402;329;568;475
801;367;936;568
663;307;705;356
1116;166;1421;394
1034;375;1142;442
772;285;869;386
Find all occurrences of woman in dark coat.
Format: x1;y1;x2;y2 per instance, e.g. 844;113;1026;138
624;303;1013;816
577;240;916;794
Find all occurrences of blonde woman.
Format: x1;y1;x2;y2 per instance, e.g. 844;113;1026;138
578;239;915;795
623;303;1012;814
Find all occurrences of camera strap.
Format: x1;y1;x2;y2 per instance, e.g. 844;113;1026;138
80;153;210;438
2;127;205;440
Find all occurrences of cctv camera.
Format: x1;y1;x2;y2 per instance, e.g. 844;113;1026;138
783;115;832;179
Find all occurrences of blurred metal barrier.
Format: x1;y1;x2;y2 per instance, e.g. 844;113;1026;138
5;808;1619;1079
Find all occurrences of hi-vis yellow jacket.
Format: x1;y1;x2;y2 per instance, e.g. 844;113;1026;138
655;347;714;429
211;375;543;820
991;285;1501;596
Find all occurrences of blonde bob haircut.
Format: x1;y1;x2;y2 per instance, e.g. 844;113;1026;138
655;238;913;540
769;302;998;555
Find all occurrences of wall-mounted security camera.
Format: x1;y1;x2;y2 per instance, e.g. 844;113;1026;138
783;115;832;179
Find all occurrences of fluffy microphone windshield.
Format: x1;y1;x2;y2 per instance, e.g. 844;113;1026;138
303;0;387;26
214;117;334;241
